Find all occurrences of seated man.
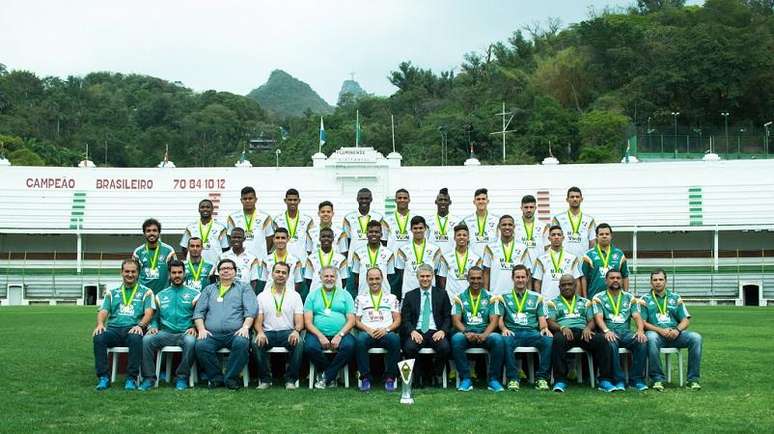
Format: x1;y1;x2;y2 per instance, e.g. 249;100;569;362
92;259;155;390
401;264;452;387
451;266;505;392
641;268;702;391
304;266;356;389
499;264;552;391
546;274;615;393
253;262;305;390
354;267;402;392
140;260;200;391
193;258;258;390
592;269;648;391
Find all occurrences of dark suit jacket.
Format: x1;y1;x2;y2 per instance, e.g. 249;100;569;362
401;286;451;336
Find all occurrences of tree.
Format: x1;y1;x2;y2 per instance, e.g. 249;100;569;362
8;147;45;166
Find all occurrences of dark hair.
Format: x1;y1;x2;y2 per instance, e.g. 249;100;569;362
274;227;289;237
230;227;245;236
367;220;382;230
511;264;530;277
438;187;449;196
121;258;140;271
142;218;161;232
521;195;536;205
240;186;256;196
318;200;334;210
549;224;563;234
319;227;334;237
474;188;488;197
395;188;409;196
605;269;623;278
566;186;582;197
650;268;668;279
199;199;213;207
357;188;372;195
596;223;613;235
410;215;426;227
285;188;299;197
499;214;515;225
217;258;237;271
468;265;484;275
453;223;469;234
168;259;185;272
187;237;202;246
272;261;291;273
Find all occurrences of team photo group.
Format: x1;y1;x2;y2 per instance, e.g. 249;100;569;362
92;185;703;394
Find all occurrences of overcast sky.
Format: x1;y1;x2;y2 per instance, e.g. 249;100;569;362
0;0;702;104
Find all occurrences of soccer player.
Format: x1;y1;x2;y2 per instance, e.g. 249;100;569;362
219;228;260;292
304;266;356;389
307;200;347;255
427;188;461;255
463;188;499;257
193;258;258;390
640;269;702;391
354;267;402;392
304;227;348;299
499;265;552;391
451;266;505;392
351;220;397;297
514;195;550;263
253;262;305;390
180;199;228;266
593;269;648;391
582;223;629;298
383;188;414;253
139;260;200;391
260;228;303;293
533;225;582;301
546;274;615;392
551;186;596;260
133;218;177;295
439;224;483;301
401;264;452;388
395;216;445;298
342;188;384;261
273;189;314;262
227;186;274;261
483;215;532;295
183;237;215;291
92;259;155;390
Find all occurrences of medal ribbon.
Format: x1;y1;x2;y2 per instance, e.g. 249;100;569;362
476;212;487;237
357;215;370;237
412;239;426;264
367;245;379;267
523;218;534;241
244;211;255;234
653;291;669;316
469;289;482;317
318;248;333;267
596;244;612;269
549;249;565;274
121;283;139;306
395;211;409;235
199;220;213;245
567;210;582;235
285;211;299;239
218;283;232;299
454;249;468;278
274;251;288;264
561;295;577;315
512;289;528;313
273;288;286;314
436;214;449;236
502;240;515;264
187;260;204;282
321;288;336;311
146;242;160;270
607;291;623;316
370;290;383;312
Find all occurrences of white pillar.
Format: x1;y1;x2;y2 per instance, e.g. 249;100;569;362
713;226;719;272
76;226;82;274
632;227;638;274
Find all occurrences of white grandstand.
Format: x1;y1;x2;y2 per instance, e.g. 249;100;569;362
1;147;772;306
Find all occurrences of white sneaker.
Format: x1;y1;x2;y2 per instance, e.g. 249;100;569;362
256;382;271;390
285;382;298;390
314;379;327;390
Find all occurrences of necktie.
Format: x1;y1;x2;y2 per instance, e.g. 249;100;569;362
420;290;431;333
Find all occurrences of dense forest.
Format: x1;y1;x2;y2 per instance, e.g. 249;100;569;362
0;0;771;167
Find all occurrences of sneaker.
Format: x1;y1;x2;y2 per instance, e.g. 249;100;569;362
597;380;615;392
507;380;520;391
487;379;504;392
553;382;567;393
457;378;473;392
384;377;397;392
652;381;664;392
225;379;242;390
138;379;154;391
614;382;626;391
634;382;649;392
285;382;298;390
256;382;272;390
124;377;138;391
314;379;327;390
96;376;110;391
688;381;701;390
175;378;188;391
359;378;371;392
208;380;224;389
535;379;550;391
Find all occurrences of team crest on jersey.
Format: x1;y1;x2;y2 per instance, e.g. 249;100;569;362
183;293;192;300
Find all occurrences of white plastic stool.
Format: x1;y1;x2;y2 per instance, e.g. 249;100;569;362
417;347;448;389
216;348;249;387
154;346;197;388
455;347;490;388
308;349;350;389
107;347;129;383
257;347;300;388
357;348;389;388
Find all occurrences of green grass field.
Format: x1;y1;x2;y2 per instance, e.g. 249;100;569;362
1;306;772;433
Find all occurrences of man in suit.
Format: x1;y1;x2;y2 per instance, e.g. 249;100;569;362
401;263;452;387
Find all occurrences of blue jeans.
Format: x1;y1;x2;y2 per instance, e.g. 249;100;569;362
141;330;197;380
503;330;552;381
93;326;143;378
195;332;250;385
609;330;647;385
354;331;401;380
646;330;702;382
304;333;355;382
251;329;305;383
451;332;505;381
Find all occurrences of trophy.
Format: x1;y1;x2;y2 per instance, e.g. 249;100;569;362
398;359;416;404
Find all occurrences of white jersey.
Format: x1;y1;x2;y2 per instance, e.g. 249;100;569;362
304;248;349;293
514;218;550;264
342;210;384;261
351;244;395;296
552;210;596;260
426;213;462;255
382;211;416;253
438;249;482;299
272;211;314;262
218;249;260;287
532;249;583;301
483;240;533;295
180;219;229;266
395;240;445;297
306;223;348;255
260;252;304;292
227;209;274;261
355;291;400;330
462;212;500;257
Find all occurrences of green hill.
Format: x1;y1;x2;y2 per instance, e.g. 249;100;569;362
247;69;333;118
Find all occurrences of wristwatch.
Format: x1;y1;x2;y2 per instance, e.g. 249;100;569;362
603;328;611;334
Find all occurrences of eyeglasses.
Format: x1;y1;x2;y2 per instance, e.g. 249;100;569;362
219;266;235;271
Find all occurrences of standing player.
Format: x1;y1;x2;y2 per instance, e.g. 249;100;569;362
395;216;445;299
227;186;274;261
351;220;397;297
304;227;348;298
514;195;549;263
307;201;347;255
183;237;215;291
273;189;314;263
180;199;229;266
260;228;303;293
483;215;532;295
426;188;461;256
551;186;596;260
463;188;499;257
133;218;176;295
219;228;260;292
342;188;384;262
533;225;582;301
582;223;629;298
439;224;482;301
383;189;414;253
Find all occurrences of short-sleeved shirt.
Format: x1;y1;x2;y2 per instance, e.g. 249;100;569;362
227;209;274;261
304;249;349;293
180;219;229;265
342;210;384;261
640;290;690;329
383;211;418;253
100;284;155;328
273;211;314;262
192;281;259;334
260;252;303;292
462;212;500;257
351;244;395;296
304;287;355;336
306;223;348;255
438;248;482;299
183;260;215;291
500;290;545;332
355;290;400;329
582;246;629;299
483;240;532;295
395;240;444;297
532;249;582;301
552;211;596;260
132;242;176;294
152;284;201;333
592;291;640;334
426;213;461;255
452;289;500;333
546;295;593;330
218;249;260;286
513;218;550;263
257;288;304;332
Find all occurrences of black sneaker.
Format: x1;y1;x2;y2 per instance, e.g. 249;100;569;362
208;380;225;389
225;379;242;390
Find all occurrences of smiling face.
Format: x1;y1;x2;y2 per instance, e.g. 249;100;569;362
454;228;469;249
499;217;514;239
318;204;334;225
366;268;383;292
229;229;245;250
411;222;426;242
395;191;410;212
198;200;213;220
474;193;489;212
357;191;372;212
121;262;138;286
143;224;160;244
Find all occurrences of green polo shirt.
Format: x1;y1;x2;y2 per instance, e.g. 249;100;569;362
452;288;500;333
304;287;355;336
100;284;154;328
582;245;629;299
500;290;545;332
183;260;214;292
640;290;689;329
592;290;640;334
133;241;176;294
151;284;201;333
547;294;593;329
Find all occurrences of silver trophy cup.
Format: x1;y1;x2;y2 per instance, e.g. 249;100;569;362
398;359;416;404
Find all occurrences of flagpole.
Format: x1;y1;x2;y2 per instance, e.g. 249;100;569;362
356;110;360;148
319;116;324;154
391;114;396;153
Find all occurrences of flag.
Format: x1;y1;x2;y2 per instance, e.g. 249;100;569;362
355;110;361;147
319;116;326;147
624;139;631;163
239;149;247;163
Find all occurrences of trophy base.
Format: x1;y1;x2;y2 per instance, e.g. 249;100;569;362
400;397;414;405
